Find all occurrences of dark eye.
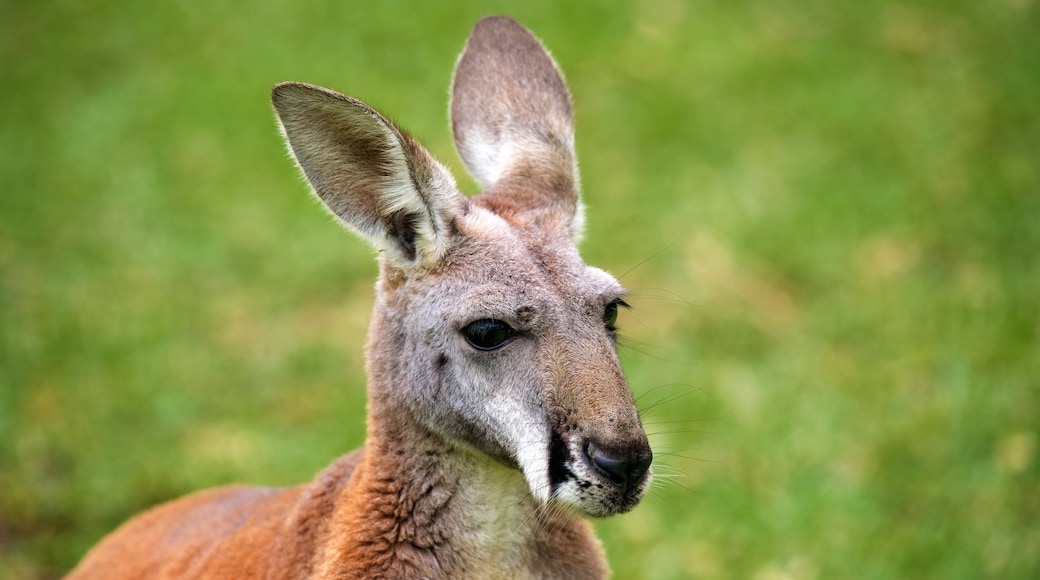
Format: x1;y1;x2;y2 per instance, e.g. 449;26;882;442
604;299;628;332
462;319;516;351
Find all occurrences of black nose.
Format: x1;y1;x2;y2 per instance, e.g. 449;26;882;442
586;440;652;490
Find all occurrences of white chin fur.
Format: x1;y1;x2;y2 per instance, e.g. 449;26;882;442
517;440;552;504
488;397;552;503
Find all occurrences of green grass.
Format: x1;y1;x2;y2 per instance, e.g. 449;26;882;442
2;1;1038;578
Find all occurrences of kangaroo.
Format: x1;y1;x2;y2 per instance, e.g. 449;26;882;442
68;16;652;579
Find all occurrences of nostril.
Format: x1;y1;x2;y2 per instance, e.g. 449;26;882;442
589;447;628;485
626;452;653;484
585;441;653;489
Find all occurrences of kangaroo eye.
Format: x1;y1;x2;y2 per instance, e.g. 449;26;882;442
603;299;628;332
462;319;516;351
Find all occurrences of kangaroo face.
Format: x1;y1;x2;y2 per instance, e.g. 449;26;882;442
273;16;652;519
367;203;652;518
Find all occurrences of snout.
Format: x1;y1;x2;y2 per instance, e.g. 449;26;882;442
538;341;654;516
545;420;653;517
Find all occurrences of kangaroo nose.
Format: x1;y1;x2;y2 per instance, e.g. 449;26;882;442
586;440;653;490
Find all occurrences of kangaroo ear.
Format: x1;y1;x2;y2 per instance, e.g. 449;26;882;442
272;82;464;269
451;16;583;242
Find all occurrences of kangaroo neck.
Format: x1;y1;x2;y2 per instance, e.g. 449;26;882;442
320;414;557;579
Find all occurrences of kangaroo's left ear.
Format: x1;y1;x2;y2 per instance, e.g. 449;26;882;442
272;82;466;270
451;16;584;243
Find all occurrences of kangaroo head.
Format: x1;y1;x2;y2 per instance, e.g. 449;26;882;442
271;16;651;518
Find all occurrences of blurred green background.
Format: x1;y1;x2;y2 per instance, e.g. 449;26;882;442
2;0;1038;578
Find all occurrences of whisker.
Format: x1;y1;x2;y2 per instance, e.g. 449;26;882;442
633;382;707;406
642;417;728;425
646;428;724;437
649;477;694;493
626;287;699;309
615;241;680;282
638;389;697;415
615;338;694;366
683;458;725;467
644;419;728;430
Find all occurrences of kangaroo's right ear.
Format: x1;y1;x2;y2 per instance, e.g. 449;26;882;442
272;82;464;270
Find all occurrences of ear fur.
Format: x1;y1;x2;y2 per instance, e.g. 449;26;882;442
451;16;584;242
272;82;464;269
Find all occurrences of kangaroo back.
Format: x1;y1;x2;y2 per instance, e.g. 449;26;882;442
69;16;651;580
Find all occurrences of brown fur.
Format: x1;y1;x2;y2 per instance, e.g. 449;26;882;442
68;16;650;579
